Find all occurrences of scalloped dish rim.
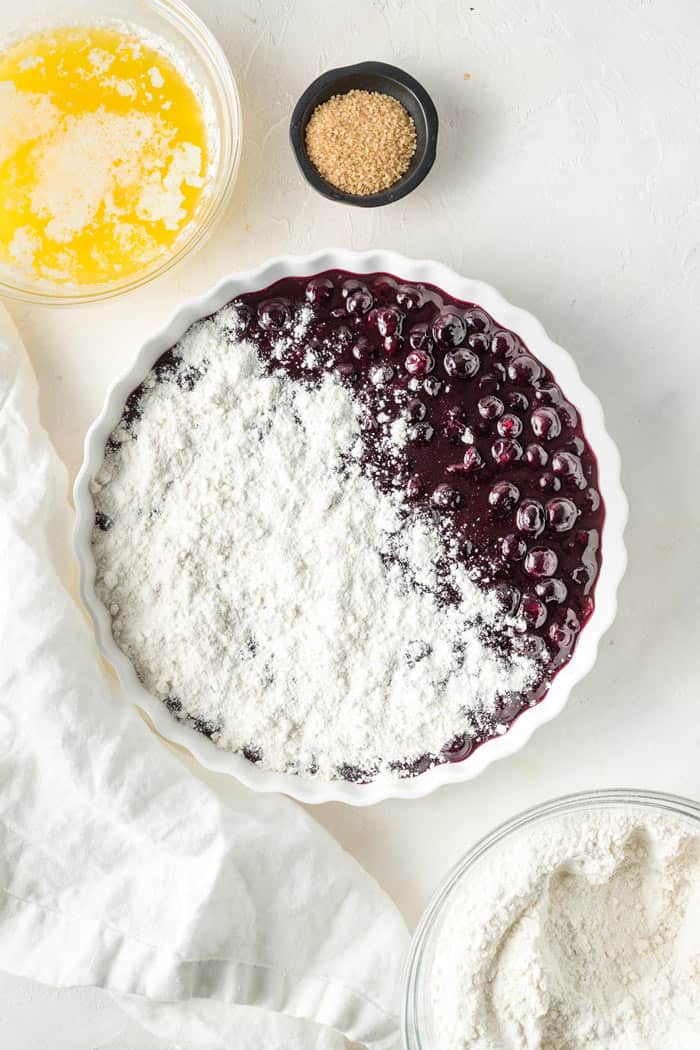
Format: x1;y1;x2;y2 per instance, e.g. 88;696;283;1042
73;249;628;806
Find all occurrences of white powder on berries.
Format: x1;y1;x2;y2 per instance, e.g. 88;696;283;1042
91;306;539;780
431;806;700;1050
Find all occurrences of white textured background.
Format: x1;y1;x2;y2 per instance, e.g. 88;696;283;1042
4;0;700;1044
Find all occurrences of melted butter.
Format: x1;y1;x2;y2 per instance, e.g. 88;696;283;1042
0;26;210;287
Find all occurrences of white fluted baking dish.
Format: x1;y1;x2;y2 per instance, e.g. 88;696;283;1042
73;249;628;805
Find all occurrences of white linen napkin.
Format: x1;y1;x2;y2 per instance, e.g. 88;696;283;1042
0;307;409;1050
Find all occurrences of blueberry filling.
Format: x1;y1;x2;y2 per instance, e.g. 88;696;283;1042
110;270;604;781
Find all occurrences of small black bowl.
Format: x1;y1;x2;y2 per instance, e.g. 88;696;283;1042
290;60;439;207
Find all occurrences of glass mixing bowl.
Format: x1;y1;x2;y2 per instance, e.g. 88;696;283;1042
0;0;241;305
403;788;700;1050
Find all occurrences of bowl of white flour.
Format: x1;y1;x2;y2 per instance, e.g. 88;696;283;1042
403;789;700;1050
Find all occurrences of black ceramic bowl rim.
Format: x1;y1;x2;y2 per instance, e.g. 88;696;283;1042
289;60;439;207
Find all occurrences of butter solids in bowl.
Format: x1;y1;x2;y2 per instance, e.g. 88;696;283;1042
0;0;240;304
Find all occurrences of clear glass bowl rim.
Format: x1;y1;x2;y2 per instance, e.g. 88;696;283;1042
0;0;241;306
402;787;700;1050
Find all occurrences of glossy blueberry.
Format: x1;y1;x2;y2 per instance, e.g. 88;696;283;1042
478;395;504;420
305;277;333;304
405;350;434;376
444;348;479;379
489;481;520;513
463;446;484;473
520;595;548;629
508;355;543;385
492;438;523;466
408;323;434;352
497;414;523;438
501;533;527;560
432;310;467;347
546;497;579;532
531;406;562;441
524;547;559;578
257;298;291;330
431;483;462;509
516;499;545;537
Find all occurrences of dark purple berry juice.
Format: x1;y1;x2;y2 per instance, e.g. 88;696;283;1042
235;271;604;767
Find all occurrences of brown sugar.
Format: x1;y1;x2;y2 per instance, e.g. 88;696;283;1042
305;89;417;196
